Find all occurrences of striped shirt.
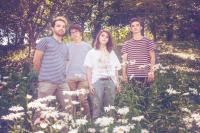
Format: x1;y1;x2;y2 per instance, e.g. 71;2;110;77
121;37;155;77
36;36;69;84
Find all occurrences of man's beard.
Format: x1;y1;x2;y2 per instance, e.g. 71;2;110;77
54;30;65;37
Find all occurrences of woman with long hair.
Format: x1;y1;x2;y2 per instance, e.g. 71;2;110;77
84;29;121;119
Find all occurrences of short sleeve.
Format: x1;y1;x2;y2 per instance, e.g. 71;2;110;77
121;42;127;55
84;50;93;68
65;45;69;61
87;43;92;51
111;51;121;70
36;38;48;52
148;40;155;52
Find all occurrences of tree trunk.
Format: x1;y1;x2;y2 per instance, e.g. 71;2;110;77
153;31;157;41
18;30;26;45
166;25;174;41
28;34;37;58
91;0;104;43
92;23;102;40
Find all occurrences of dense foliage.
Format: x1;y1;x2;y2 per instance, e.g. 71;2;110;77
0;0;200;49
0;41;199;132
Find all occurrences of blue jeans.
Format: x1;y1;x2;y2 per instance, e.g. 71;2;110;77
91;79;116;119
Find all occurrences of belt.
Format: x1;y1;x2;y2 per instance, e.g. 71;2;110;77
99;77;111;80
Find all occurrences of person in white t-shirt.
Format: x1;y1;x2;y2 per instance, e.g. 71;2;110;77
84;29;121;119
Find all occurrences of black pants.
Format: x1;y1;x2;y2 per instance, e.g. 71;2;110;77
129;77;152;111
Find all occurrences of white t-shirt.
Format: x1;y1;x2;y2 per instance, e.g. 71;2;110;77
84;49;121;84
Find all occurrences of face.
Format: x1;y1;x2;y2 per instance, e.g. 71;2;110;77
130;21;142;34
52;20;66;37
99;32;109;46
70;29;82;41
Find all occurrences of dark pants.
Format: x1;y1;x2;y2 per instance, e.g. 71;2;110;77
0;120;8;133
129;77;152;111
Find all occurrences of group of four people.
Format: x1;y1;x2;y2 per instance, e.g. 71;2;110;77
33;16;155;123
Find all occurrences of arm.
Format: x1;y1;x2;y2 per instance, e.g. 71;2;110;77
115;68;121;93
65;46;70;69
33;50;44;73
121;53;128;83
86;66;95;95
148;50;156;81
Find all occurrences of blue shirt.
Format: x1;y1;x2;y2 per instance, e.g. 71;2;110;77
36;36;69;84
66;41;91;80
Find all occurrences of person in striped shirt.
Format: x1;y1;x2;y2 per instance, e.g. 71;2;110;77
121;17;156;111
33;16;72;125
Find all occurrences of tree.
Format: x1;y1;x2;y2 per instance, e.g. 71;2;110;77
0;0;71;55
66;0;114;39
1;0;200;52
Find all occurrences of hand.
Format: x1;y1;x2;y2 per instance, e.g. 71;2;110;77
0;85;4;91
89;85;95;95
116;84;121;94
33;116;45;125
148;71;154;82
122;76;128;83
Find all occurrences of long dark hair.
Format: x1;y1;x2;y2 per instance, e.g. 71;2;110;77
93;29;113;53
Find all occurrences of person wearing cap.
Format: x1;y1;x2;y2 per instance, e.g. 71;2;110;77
66;24;91;118
33;16;72;124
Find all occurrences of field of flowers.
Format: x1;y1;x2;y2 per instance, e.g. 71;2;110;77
0;41;200;133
